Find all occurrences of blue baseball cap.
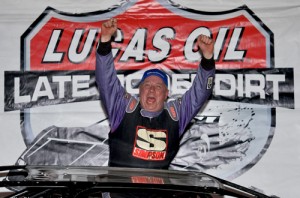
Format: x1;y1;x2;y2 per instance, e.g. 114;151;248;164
140;69;168;87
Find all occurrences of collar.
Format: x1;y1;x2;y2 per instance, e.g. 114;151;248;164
140;108;163;118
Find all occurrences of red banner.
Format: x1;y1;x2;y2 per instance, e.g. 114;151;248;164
23;0;273;71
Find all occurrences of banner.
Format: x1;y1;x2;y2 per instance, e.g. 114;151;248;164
5;68;294;111
1;0;299;197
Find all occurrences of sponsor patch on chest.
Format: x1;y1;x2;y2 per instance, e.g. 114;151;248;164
132;126;168;161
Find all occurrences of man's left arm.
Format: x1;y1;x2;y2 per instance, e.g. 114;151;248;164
177;57;215;135
177;35;215;135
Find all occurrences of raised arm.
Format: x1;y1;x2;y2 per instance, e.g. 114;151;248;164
95;18;128;132
178;35;216;135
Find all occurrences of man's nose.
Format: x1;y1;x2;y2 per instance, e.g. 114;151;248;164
149;85;155;92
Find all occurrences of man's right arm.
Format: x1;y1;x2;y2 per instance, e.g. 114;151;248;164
95;40;128;132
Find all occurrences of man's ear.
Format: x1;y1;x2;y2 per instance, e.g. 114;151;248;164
164;89;169;100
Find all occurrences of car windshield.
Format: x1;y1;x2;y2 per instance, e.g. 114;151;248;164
0;165;272;198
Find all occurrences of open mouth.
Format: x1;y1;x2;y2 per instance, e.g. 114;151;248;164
146;96;156;104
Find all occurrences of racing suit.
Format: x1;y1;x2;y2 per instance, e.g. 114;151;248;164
95;40;215;169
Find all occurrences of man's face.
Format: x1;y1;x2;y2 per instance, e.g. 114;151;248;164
139;76;169;112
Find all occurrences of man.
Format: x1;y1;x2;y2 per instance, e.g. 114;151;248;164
96;18;215;169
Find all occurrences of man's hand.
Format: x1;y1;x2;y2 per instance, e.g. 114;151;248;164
197;35;214;59
101;18;118;42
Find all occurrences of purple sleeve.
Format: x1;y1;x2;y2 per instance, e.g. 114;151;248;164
177;58;215;135
95;51;129;132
